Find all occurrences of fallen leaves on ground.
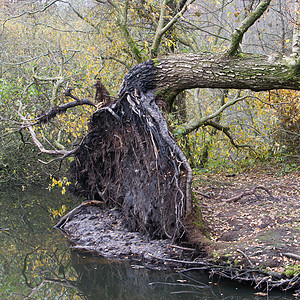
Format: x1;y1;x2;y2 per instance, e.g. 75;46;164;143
194;164;299;275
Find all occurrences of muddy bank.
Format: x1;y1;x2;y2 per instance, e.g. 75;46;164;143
194;167;299;267
56;204;197;269
56;204;300;295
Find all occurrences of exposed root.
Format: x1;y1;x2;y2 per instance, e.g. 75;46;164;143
70;75;192;240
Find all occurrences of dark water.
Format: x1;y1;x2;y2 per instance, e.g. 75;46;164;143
0;185;294;299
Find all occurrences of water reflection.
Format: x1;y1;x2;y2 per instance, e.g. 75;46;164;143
71;252;212;300
0;185;294;299
71;251;294;300
0;184;80;299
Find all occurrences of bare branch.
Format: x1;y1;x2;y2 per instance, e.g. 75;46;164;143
16;86;95;161
32;89;95;125
204;120;254;150
1;0;60;34
227;0;272;56
151;0;195;57
16;99;71;158
182;94;250;135
283;252;300;261
182;19;231;42
100;55;131;70
64;1;100;33
0;51;51;66
292;0;300;56
224;186;275;202
26;126;73;157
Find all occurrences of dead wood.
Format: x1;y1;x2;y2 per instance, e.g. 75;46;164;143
54;200;104;228
94;79;114;105
283;252;300;261
223;185;275;202
152;255;299;293
236;249;255;268
37;89;95;124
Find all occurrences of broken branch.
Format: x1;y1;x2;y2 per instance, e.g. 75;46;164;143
224;185;274;203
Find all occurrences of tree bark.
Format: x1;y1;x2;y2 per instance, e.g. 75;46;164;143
120;53;300;105
153;54;300;96
292;0;300;56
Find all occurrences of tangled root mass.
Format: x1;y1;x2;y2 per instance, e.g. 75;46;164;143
71;61;191;240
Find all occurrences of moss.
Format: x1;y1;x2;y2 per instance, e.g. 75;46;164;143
191;203;211;240
284;264;300;278
152;58;159;67
183;197;212;247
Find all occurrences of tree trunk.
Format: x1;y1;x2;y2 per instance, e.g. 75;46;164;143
154;54;300;95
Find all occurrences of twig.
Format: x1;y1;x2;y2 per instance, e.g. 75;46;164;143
170;244;196;251
283;253;300;261
147;254;208;266
254;276;270;289
194;190;212;198
149;281;208;289
237;249;255;268
54;200;104;229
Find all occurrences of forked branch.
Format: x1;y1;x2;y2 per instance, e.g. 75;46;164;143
151;0;195;57
36;88;95;124
182;94;250;135
227;0;271;56
224;185;274;202
17;88;95;163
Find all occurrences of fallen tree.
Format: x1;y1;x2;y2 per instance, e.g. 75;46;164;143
16;0;300;241
67;50;300;241
4;1;299;295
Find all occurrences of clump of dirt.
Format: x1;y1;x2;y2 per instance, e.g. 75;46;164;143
194;165;299;277
70;86;190;241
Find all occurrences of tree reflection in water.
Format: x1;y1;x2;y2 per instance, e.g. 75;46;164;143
70;251;293;300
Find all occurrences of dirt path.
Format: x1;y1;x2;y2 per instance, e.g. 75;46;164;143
194;165;299;281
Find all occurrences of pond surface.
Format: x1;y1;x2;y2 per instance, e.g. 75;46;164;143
0;184;294;299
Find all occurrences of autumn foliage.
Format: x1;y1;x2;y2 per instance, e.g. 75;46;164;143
269;90;300;157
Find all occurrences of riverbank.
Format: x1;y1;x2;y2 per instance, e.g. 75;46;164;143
56;164;299;295
193;164;299;295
